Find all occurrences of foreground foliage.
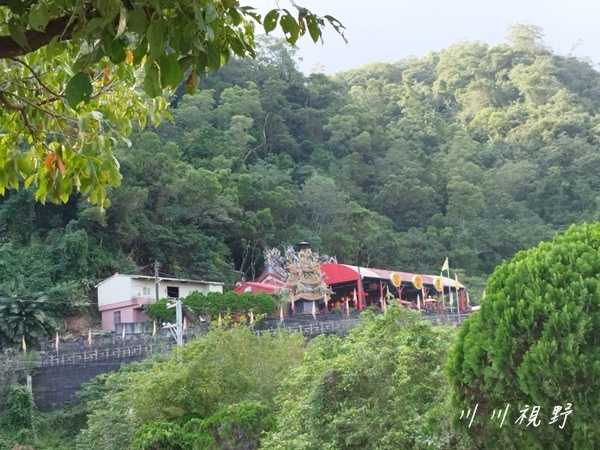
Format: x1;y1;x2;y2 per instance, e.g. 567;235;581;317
0;0;343;205
77;325;305;449
448;223;600;449
262;306;467;449
131;402;276;450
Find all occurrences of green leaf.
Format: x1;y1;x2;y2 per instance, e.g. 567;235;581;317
306;16;321;43
7;0;27;15
147;19;167;59
227;30;246;57
84;17;105;37
65;72;93;108
8;19;29;51
128;8;148;35
158;53;181;89
279;13;299;45
24;175;34;188
143;62;162;98
206;42;221;72
28;2;49;32
17;157;30;175
205;24;215;42
204;2;218;24
106;38;126;64
263;10;279;33
45;36;61;59
195;9;204;29
178;55;194;74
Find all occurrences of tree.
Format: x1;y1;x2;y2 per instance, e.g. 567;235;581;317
77;325;305;449
0;1;345;206
262;306;465;449
0;277;61;349
447;223;600;449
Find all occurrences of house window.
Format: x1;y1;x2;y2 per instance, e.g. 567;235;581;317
166;286;179;298
114;311;121;325
143;287;151;296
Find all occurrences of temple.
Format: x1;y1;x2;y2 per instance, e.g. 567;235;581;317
233;244;467;316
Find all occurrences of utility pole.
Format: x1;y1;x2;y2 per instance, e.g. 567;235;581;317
175;298;183;346
154;260;160;302
166;298;183;347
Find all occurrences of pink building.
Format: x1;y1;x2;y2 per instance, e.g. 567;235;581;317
97;274;224;331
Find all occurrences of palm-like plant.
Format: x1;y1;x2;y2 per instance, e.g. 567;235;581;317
0;277;60;349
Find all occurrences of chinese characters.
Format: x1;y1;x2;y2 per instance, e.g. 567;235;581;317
460;403;572;429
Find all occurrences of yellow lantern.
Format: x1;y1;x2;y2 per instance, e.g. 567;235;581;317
390;272;401;288
412;275;423;289
433;276;443;292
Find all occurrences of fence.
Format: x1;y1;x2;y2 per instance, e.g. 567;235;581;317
7;312;471;371
1;311;472;410
254;318;360;337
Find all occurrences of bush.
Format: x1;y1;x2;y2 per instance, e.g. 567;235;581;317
4;385;34;431
132;402;276;450
447;223;600;449
263;306;462;449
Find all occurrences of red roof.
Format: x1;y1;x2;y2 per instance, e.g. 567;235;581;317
320;263;464;289
231;263;464;295
232;281;281;295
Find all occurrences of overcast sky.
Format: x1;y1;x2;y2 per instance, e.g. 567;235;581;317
256;0;600;74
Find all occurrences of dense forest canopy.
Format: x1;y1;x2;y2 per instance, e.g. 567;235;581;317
2;24;600;345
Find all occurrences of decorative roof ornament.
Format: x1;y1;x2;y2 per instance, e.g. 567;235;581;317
265;244;336;305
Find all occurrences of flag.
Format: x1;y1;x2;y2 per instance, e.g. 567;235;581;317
55;331;59;352
312;300;316;320
353;289;357;307
441;257;449;271
22;336;26;353
250;311;254;324
183;316;187;331
346;298;350;317
467;291;471;306
454;273;460;291
279;305;284;322
152;320;156;336
417;295;421;310
324;293;329;311
386;285;390;299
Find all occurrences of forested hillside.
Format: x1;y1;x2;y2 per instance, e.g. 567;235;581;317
2;25;600;338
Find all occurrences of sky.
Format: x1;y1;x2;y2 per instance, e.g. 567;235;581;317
256;0;600;74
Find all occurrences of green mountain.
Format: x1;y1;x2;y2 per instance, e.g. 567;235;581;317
2;25;600;345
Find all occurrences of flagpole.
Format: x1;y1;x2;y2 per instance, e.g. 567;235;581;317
446;265;451;312
441;257;449;311
440;271;445;311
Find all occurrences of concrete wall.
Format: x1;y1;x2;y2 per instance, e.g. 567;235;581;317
32;356;143;411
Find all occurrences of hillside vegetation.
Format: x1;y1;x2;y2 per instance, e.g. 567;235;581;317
2;25;600;345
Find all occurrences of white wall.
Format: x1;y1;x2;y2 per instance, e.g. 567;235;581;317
98;275;224;307
98;275;132;307
131;279;156;299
